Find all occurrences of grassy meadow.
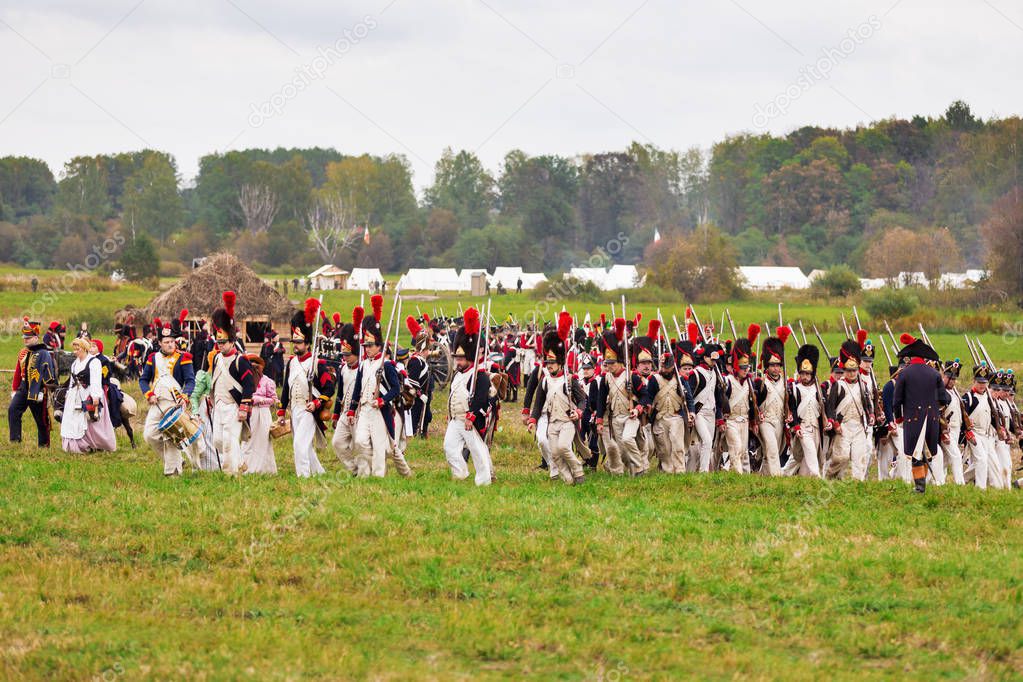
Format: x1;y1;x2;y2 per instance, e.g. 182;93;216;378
0;267;1022;679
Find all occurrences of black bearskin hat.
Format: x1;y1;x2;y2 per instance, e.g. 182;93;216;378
542;312;572;366
212;291;237;343
361;295;384;347
290;298;317;345
453;307;481;359
795;343;819;376
760;326;790;368
839;339;861;370
598;318;626;364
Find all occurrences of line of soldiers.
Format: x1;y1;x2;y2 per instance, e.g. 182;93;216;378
517;312;1022;492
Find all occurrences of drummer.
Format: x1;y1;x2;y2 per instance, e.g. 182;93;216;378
140;315;195;476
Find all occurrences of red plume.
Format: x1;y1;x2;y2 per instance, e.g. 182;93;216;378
535;333;543;356
687;322;700;345
153;317;162;328
178;309;188;324
777;325;792;345
748;323;761;344
422;313;430;325
647;319;661;341
633;312;642;327
557;311;572;342
332;312;341;326
464;307;480;336
614;317;626;341
856;328;868;349
222;291;236;319
371;294;383;321
599;313;607;326
304;298;319;324
900;333;915;345
352;306;365;330
406;315;422;337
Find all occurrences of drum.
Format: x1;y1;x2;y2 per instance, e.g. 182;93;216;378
157;406;203;449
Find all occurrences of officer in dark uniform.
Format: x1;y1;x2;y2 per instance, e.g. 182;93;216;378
893;333;948;493
9;318;58;446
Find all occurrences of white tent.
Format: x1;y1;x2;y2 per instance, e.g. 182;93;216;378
397;268;462;291
859;278;886;290
568;267;608;287
606;264;642;289
737;266;810;290
348;268;384;291
489;267;547;290
306;265;349;290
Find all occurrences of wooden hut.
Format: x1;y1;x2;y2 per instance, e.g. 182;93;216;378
143;253;294;351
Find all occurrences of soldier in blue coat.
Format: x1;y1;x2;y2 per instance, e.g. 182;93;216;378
10;318;58;446
893;333;949;493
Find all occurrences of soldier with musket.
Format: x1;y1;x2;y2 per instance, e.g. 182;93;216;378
595;318;648;476
280;298;336;477
824;340;875;479
721;327;758;474
9;318;58;447
642;330;696;474
753;327;791;476
330;310;362;474
785;343;825;478
892;333;948;493
527;312;588;485
443;307;493;485
404;314;435;438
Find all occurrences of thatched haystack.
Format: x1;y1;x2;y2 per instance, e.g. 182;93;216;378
144;253;293;322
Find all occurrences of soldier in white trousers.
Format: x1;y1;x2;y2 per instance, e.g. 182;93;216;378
685;322;724;473
935;359;966;485
785;344;824;478
444;307;493;486
209;291;255;476
825;340;874;479
279;299;335;478
754;328;790;476
140;322;196;476
722;330;757;474
331;316;362;474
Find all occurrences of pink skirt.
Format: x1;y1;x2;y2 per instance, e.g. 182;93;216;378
62;400;117;453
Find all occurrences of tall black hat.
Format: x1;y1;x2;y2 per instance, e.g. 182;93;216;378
212;291;238;343
839;339;861;370
598;318;626;364
761;325;791;368
542;312;572;366
361;295;384;347
453;307;481;359
290;298;317;345
795;343;819;376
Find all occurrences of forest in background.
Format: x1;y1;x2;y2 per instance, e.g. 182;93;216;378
1;100;1021;299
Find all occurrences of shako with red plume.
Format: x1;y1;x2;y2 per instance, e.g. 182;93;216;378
453;307;481;359
361;295;384;347
407;315;431;351
631;319;660;366
543;311;572;366
598;319;626;364
855;328;876;362
212;291;238;343
289;298;319;344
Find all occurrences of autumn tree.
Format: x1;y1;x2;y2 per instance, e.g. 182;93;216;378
645;223;742;301
981;192;1023;303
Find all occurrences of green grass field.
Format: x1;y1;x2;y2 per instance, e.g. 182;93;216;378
1;268;1022;679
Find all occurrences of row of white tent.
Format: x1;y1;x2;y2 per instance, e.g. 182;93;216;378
395;267;549;292
567;265;644;290
811;269;989;291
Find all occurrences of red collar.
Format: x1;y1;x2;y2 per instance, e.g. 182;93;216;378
843;376;858;384
909;357;927;365
297;351;311;361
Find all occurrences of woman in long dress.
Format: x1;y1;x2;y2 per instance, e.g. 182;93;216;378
61;337;117;453
242;354;278;474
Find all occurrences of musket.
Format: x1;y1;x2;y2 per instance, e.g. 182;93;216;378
883;320;900;359
621;295;630;374
917;323;933;348
382;286;401;357
658;308;690;423
467;299;490;400
811;323;832;358
778;303;784;329
308;294;324;380
725;308;738;341
964;334;980;365
977;338;997;371
798;319;809;346
878;333;893;367
852;306;862;331
841;313;851;339
688;306;727;387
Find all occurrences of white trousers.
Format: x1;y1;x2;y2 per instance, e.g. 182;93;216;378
694;409;716;473
331;414;357;474
354;407;391;478
444;420;492;486
536;414;559;479
212;401;243;475
144;402;184;475
782;425;822;478
759;418;784;476
652;414;686;473
935;425;965;485
966;434;997;490
292;408;325;478
827;423;867;479
724;418;749;473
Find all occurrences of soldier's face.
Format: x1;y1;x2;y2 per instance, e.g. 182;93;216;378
799;371;814;386
766;363;782;379
974;380;988;393
23;335;36;347
582;367;594;379
638;361;652;376
843;368;858;382
944;375;956;389
160;337;176;354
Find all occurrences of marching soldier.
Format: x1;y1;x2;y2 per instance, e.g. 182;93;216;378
578;353;601;468
443;307;493;485
405;315;434;438
643;338;695;474
936;359;967;485
721;327;758;474
991;371;1015;488
209;292;256;476
631;321;659;469
9;318;58;447
280;299;335;477
527;312;588;485
140;317;195;475
754;327;791;476
893;333;947;493
688;324;724;473
596;318;647;476
522;330;559;479
962;362;1002;489
330;313;362;474
785;343;825;478
348;295;412;478
824;340;874;479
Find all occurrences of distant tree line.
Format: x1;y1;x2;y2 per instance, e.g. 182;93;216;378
0;101;1020;298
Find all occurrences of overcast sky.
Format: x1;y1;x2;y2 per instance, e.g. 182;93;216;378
2;0;1021;192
